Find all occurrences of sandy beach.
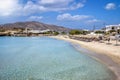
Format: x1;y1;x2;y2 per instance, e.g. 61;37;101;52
50;35;120;80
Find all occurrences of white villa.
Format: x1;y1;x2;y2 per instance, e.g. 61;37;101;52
105;24;120;32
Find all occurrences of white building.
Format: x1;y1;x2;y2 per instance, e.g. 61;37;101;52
105;24;120;32
28;29;50;34
24;28;50;34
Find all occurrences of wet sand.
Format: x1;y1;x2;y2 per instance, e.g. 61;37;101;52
50;35;120;80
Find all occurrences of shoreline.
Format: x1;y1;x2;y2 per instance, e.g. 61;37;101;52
50;35;120;80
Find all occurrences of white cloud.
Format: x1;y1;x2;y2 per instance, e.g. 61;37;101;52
22;1;47;15
70;2;84;10
0;0;21;16
86;19;100;23
57;13;90;21
0;0;85;17
28;16;43;20
39;0;73;5
21;0;85;15
105;3;116;10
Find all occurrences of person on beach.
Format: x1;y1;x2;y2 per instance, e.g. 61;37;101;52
99;36;103;42
107;37;110;43
99;36;102;40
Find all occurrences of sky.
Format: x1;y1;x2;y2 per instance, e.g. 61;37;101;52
0;0;120;30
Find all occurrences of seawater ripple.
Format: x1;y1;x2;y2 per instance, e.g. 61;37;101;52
0;37;115;80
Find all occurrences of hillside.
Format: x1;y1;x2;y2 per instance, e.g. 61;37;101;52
0;21;71;32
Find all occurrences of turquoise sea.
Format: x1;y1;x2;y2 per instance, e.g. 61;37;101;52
0;37;115;80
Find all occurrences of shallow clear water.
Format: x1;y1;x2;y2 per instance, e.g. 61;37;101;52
0;37;115;80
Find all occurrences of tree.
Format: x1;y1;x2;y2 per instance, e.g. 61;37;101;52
82;30;90;35
69;30;81;35
109;29;116;33
43;31;53;34
69;30;89;35
95;31;105;34
61;31;66;35
0;29;5;32
53;31;59;35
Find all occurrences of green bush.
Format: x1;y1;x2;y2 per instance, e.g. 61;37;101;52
61;31;66;35
53;31;59;35
69;30;89;35
0;29;5;32
95;31;105;34
109;30;116;33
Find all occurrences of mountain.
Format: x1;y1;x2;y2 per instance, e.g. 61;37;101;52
0;21;71;32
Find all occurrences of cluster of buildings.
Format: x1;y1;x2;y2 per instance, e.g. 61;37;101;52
0;24;120;37
105;24;120;32
24;28;51;34
0;28;52;36
88;24;120;37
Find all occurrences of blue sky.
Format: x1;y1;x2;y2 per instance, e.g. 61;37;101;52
0;0;120;30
